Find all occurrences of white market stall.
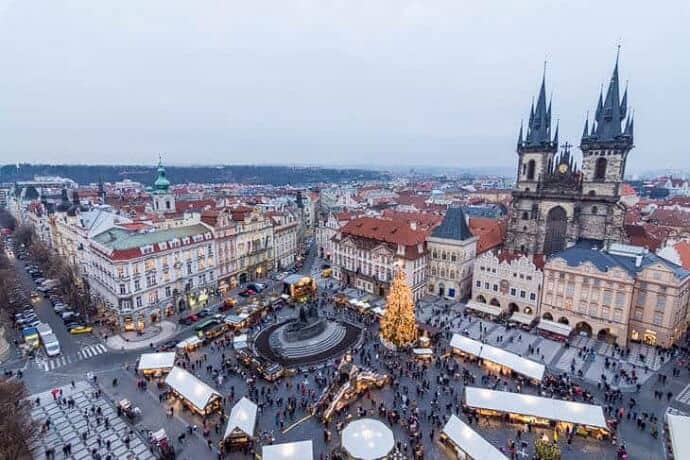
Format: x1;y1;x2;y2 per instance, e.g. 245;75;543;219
537;319;573;341
341;418;394;460
450;333;544;382
508;312;535;328
176;335;203;352
262;440;314;460
233;334;249;350
164;366;223;416
412;348;434;360
222;397;258;447
464;387;610;438
464;301;502;317
137;352;177;376
440;415;508;460
666;413;690;460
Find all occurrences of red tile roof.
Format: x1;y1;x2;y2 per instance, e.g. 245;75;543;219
340;216;429;246
671;241;690;268
468;217;507;254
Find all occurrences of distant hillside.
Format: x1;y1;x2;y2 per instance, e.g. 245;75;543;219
0;164;385;186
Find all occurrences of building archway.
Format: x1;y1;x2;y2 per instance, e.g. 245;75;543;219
476;295;487;303
557;316;570;325
239;272;248;284
574;321;592;336
489;298;501;308
597;328;616;344
508;302;519;313
544;206;567;256
438;283;445;297
542;312;553;321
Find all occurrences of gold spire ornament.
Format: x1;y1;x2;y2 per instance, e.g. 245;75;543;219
379;270;417;348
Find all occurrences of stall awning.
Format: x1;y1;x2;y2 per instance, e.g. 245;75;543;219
465;301;501;317
464;387;608;430
225;314;249;325
262;440;314;460
284;274;312;285
450;334;544;382
176;336;202;349
223;397;258;440
667;413;690;460
165;367;222;413
233;334;249;349
371;307;386;317
341;418;394;460
137;352;176;372
537;319;573;337
442;415;508;460
508;312;534;326
413;348;433;357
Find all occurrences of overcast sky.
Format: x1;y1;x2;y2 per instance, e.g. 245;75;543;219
0;1;688;172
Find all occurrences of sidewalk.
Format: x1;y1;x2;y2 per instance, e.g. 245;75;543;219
105;320;180;351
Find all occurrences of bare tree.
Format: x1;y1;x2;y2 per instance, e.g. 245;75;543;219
0;379;39;459
13;224;34;248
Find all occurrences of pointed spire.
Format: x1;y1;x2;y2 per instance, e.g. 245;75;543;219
517;121;524;148
620;82;628;119
595;87;604;122
553;119;559;146
582;113;590;139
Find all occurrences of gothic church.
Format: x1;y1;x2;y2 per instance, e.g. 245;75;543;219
505;54;634;257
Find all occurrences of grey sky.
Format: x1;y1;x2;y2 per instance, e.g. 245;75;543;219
0;1;688;172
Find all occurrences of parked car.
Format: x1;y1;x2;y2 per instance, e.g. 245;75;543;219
247;283;266;293
238;288;256;297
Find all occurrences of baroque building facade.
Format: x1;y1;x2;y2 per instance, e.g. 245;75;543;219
505;56;633;257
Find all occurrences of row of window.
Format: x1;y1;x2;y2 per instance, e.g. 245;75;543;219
476;280;537;301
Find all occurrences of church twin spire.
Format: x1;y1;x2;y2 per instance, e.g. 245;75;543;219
518;68;558;152
581;48;634;147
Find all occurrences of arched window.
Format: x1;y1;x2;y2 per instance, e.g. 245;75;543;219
594;157;607;180
521;211;529;220
527;160;536;180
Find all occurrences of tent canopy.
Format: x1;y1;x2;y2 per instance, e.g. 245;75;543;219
464;387;608;429
465;300;501;316
176;336;202;349
341;418;394;460
223;397;258;440
450;334;545;382
262;440;314;460
508;312;534;326
442;415;508;460
667;413;690;460
165;366;222;412
537;319;573;337
137;352;176;372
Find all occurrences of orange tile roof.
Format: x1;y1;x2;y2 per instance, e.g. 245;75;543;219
468;217;507;254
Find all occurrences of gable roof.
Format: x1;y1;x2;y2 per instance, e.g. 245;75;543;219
340;216;429;247
431;208;473;241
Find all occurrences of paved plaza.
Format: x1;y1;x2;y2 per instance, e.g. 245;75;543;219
30;381;156;460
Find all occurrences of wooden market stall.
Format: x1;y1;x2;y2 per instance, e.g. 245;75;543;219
440;415;509;460
164;366;223;416
283;275;317;302
137;352;177;376
176;335;203;352
222;397;258;448
450;333;545;383
536;319;573;342
665;413;690;460
464;300;502;318
463;387;610;439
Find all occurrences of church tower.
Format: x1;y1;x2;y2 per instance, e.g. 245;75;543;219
151;157;175;213
515;73;559;192
578;51;633;244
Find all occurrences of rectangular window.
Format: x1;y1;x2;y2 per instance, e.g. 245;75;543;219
520;290;526;298
492;284;498;292
134;280;140;291
656;295;666;310
602;290;613;305
529;292;536;301
484;282;489;290
165;286;171;297
119;284;126;295
510;288;516;296
566;283;575;297
613;308;623;322
633;307;643;321
476;280;481;288
187;261;193;275
653;312;663;326
135;296;142;307
615;292;625;307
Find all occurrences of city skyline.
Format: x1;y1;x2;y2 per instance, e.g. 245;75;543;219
1;1;689;171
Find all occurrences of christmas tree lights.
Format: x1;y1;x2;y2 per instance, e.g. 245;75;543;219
380;270;417;347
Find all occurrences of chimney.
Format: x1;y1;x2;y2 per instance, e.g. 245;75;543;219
410;221;417;231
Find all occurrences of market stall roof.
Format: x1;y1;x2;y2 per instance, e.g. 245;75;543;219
233;334;249;349
465;301;501;317
442;415;508;460
449;334;544;381
464;387;608;429
137;352;176;372
341;418;394;460
537;319;573;337
225;314;249;325
176;336;202;349
371;306;386;317
223;397;258;440
165;367;222;412
412;348;433;357
508;312;534;326
284;274;312;285
667;413;690;460
262;440;314;460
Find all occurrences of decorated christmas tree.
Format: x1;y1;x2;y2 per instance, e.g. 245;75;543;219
380;269;417;347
